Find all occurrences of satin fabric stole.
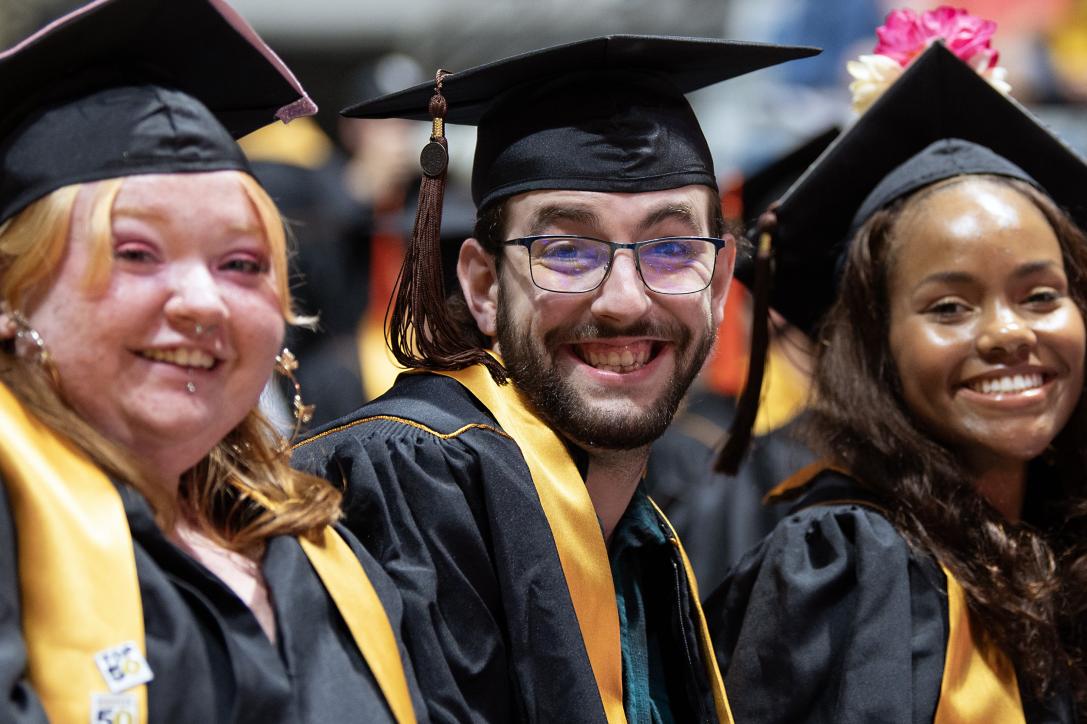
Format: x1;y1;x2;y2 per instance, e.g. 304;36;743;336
934;567;1024;724
300;528;417;724
0;382;148;723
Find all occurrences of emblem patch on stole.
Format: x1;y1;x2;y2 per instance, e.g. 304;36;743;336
90;692;139;724
93;641;154;693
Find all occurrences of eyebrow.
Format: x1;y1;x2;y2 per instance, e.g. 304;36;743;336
525;205;600;236
915;260;1063;289
113;207;264;237
637;203;703;236
524;202;705;237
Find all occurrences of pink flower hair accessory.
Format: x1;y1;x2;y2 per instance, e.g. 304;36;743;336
848;6;1010;114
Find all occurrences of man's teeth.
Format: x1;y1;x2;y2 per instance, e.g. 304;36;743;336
582;345;651;373
140;348;215;369
968;373;1044;395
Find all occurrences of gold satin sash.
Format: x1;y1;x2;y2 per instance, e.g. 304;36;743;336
300;528;417;724
0;382;415;723
436;361;734;724
0;382;149;723
934;568;1025;724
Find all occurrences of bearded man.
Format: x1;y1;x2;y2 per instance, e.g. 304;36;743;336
292;35;816;724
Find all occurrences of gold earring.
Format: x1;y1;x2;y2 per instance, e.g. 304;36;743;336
275;348;315;438
4;304;60;388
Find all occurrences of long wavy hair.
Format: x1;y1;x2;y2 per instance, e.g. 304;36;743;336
0;174;342;553
805;175;1087;705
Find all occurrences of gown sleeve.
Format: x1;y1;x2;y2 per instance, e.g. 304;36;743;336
293;419;514;724
0;480;49;724
704;502;948;724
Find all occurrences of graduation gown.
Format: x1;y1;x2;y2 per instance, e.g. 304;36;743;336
704;465;1078;724
0;483;427;723
645;392;815;593
0;381;424;724
292;367;729;724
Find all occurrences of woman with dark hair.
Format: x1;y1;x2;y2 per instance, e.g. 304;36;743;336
707;13;1086;724
0;1;423;722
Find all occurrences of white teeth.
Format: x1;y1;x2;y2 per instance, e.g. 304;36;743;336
582;344;651;373
140;348;215;369
970;373;1044;395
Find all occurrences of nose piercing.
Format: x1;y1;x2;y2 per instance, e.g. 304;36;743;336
194;323;204;335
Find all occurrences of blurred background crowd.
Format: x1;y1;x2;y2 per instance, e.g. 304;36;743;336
5;0;1087;589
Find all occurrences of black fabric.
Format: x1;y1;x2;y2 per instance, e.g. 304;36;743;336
645;393;816;594
341;35;819;208
292;371;719;723
0;477;425;724
0;0;315;223
704;470;1077;724
705;471;949;724
850;139;1039;234
759;41;1087;336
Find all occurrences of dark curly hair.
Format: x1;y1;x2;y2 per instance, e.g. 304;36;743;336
804;175;1087;706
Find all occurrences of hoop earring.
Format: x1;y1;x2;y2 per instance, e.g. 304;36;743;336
274;348;315;439
3;304;61;388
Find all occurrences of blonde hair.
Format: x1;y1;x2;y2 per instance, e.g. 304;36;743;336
0;173;339;550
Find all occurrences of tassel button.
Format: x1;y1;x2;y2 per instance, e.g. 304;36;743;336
420;141;448;177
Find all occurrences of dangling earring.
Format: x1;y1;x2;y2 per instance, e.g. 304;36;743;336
3;304;60;388
274;348;315;439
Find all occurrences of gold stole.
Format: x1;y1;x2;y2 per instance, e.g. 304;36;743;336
0;383;415;724
770;460;1025;722
300;529;417;724
0;382;151;723
934;569;1024;724
434;363;734;724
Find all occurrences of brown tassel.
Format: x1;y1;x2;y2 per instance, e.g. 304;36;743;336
386;69;508;384
715;209;777;474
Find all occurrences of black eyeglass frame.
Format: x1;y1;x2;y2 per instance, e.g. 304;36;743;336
501;235;730;295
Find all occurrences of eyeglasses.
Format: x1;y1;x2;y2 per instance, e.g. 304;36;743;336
502;235;728;294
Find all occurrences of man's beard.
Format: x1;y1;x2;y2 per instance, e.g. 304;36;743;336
496;281;716;450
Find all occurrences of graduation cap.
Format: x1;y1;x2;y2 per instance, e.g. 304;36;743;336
730;126;839;276
716;40;1087;472
341;34;821;382
0;0;316;224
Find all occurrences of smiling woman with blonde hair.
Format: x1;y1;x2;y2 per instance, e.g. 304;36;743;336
0;1;423;722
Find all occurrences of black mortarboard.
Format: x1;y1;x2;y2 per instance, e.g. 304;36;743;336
717;40;1087;473
737;127;840;229
0;0;316;224
730;126;838;278
764;41;1087;336
341;34;820;383
344;35;820;209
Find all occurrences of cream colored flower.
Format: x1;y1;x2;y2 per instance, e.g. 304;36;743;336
847;54;904;114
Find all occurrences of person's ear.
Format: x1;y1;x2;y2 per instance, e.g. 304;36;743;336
458;238;499;337
709;234;737;326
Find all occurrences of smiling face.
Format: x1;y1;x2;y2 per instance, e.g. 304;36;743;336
886;178;1085;474
22;171;286;478
489;185;733;450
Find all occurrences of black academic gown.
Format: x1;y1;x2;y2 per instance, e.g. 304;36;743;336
292;371;721;724
704;470;1078;724
645;392;815;593
0;478;427;724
